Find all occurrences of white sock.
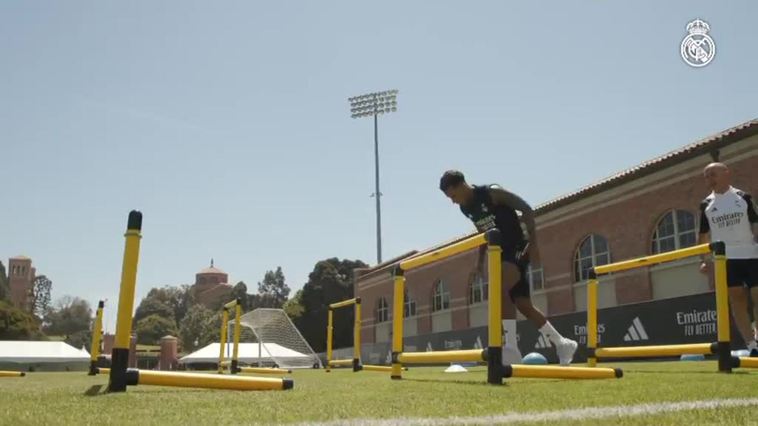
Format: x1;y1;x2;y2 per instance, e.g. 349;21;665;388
539;321;565;345
502;319;518;349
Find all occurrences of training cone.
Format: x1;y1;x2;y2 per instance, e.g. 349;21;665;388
444;364;468;373
521;352;548;365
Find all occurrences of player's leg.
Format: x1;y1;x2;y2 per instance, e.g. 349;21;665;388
746;259;758;356
511;273;577;366
500;261;522;364
726;260;757;354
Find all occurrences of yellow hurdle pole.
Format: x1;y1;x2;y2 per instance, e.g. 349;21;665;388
399;233;487;271
231;301;242;374
712;241;731;373
125;369;293;391
353;298;362;372
108;210;143;393
238;367;292;375
362;365;407;372
328;359;354;367
391;268;405;379
398;349;486;364
0;371;25;377
486;229;503;385
326;308;334;372
218;309;229;374
89;300;105;375
329;298;357;309
733;357;758;369
96;368;110;375
594;243;711;275
504;365;623;380
594;342;715;358
587;273;599;367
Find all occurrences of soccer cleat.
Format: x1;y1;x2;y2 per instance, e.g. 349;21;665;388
502;345;523;366
556;338;578;366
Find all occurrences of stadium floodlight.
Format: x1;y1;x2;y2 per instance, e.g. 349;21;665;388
348;89;399;264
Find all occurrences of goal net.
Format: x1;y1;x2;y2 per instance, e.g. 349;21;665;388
228;308;322;369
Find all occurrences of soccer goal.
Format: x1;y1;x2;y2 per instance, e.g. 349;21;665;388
221;303;322;372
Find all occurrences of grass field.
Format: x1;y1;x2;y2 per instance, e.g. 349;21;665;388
1;361;757;425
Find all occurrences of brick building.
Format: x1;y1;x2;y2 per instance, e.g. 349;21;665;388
355;119;758;348
7;255;36;311
190;260;233;309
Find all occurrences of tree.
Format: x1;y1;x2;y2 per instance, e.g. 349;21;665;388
134;314;178;345
230;281;249;311
43;296;92;337
282;289;304;320
65;329;91;350
134;297;174;323
0;301;44;340
257;267;290;308
0;262;9;302
179;304;220;352
31;275;52;319
293;258;367;352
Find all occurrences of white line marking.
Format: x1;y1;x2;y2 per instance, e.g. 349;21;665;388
294;398;758;426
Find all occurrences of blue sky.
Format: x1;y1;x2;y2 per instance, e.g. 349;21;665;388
2;1;756;330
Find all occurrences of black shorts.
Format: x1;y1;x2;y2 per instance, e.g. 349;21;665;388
502;250;530;301
726;259;758;288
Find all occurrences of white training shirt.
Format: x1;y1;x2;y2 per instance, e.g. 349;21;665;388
699;186;758;259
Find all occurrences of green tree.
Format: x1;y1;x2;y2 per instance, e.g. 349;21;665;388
179;304;220;352
230;281;250;311
65;329;91;350
257;267;290;308
134;314;178;345
31;275;52;319
282;289;304;320
293;258;367;352
134;297;174;323
43;296;92;337
0;262;10;302
0;301;44;340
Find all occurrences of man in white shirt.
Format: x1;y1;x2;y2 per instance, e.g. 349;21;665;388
698;162;758;356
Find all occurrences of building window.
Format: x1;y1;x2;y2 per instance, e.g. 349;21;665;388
469;273;488;304
574;234;610;282
432;280;450;312
376;297;389;323
528;265;544;291
652;210;696;254
404;291;416;318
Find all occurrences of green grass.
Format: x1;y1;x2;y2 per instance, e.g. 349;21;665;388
0;361;756;425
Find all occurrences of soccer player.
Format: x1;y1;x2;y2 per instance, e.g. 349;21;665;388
698;162;758;356
439;170;578;365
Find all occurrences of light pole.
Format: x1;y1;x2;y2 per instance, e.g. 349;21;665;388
348;89;398;264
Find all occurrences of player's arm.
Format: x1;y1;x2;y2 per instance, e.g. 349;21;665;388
743;193;758;241
489;186;540;262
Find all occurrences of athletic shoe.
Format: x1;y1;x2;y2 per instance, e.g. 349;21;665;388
556;338;578;366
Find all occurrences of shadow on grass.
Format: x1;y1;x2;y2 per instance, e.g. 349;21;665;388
84;385;106;396
84;384;226;396
623;369;752;375
401;377;562;387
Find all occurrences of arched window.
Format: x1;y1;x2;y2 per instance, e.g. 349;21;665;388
574;235;610;282
468;273;488;304
376;297;389;323
432;280;450;312
404;290;416;318
652;210;696;254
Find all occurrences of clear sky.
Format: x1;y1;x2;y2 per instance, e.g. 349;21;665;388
2;1;756;331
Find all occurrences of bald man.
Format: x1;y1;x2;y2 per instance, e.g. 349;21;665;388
698;162;758;356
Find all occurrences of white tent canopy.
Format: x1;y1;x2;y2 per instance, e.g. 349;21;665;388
0;341;90;363
180;343;309;366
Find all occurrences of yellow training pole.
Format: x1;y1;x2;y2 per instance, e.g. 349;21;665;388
712;241;731;373
732;357;758;369
238;367;291;375
218;308;229;374
594;243;711;275
89;300;105;375
587;274;599;367
126;369;293;391
362;365;406;372
486;229;503;385
504;365;622;380
326;308;334;372
391;269;405;379
0;371;25;377
594;343;715;358
398;349;485;364
399;233;487;271
353;298;362;372
108;210;142;393
231;302;242;374
329;298;357;309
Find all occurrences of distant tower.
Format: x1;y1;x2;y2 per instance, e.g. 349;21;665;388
8;256;35;311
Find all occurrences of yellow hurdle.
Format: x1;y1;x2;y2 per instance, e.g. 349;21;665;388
238;367;291;375
326;297;376;373
0;371;25;378
504;365;622;380
89;300;105;376
588;241;732;373
731;357;758;369
125;369;292;391
398;350;485;364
